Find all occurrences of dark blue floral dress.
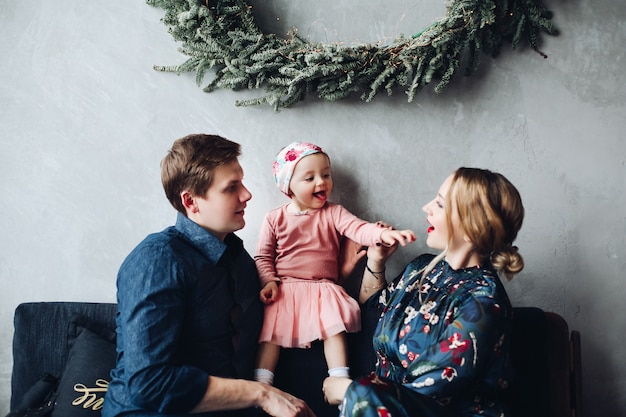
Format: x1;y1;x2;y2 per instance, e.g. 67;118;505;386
341;254;514;417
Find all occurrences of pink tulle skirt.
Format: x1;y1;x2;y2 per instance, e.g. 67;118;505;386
259;278;361;348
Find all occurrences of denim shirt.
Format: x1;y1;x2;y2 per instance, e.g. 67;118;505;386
103;213;263;417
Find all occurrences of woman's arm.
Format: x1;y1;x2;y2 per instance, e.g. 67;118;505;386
358;242;397;303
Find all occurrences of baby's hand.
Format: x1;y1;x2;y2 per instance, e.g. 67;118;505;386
380;228;416;247
260;281;279;304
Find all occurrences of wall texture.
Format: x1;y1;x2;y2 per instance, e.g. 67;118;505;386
1;0;624;415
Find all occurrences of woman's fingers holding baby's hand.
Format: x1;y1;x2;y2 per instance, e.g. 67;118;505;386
381;229;417;247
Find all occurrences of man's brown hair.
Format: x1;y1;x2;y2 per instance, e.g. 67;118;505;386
161;134;241;214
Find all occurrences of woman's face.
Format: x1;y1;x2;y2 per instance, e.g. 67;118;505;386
422;175;452;250
422;174;467;251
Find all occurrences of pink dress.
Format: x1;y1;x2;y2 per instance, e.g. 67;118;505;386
255;203;383;348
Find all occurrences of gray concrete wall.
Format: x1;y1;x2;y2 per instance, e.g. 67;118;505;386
1;0;624;415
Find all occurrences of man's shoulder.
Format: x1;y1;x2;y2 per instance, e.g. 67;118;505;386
125;226;195;262
137;226;181;247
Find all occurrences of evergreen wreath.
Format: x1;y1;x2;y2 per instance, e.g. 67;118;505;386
147;0;559;109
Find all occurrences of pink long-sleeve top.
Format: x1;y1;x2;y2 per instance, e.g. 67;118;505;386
254;202;383;287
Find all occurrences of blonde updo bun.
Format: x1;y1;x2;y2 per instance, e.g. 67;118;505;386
491;245;524;280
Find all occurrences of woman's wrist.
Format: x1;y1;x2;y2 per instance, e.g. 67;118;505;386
365;263;385;275
361;261;387;297
361;282;386;293
365;262;386;280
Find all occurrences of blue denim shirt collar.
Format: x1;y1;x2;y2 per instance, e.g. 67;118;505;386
174;212;227;264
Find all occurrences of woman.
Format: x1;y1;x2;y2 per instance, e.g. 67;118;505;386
323;167;525;417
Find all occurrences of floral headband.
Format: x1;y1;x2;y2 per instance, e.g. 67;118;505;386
273;141;324;196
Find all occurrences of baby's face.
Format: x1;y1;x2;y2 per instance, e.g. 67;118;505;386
288;153;333;212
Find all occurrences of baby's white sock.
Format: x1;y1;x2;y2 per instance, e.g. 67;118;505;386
328;366;350;378
254;368;275;385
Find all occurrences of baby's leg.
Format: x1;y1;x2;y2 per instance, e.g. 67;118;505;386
324;332;350;378
255;342;281;384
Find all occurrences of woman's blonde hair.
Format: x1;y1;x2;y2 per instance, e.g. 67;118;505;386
448;167;525;279
421;168;525;283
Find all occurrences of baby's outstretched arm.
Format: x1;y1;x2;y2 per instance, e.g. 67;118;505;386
260;281;279;304
379;228;417;247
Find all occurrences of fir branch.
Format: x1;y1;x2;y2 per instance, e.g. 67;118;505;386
147;0;560;108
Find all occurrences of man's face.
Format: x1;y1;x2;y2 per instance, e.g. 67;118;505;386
186;159;252;240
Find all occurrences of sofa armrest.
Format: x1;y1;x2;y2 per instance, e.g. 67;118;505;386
10;302;117;411
507;308;583;417
570;330;583;416
545;312;584;417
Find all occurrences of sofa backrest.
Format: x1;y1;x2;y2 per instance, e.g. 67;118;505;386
10;302;582;417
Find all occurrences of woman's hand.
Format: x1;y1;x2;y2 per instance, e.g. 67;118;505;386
366;241;398;267
338;238;367;281
367;221;402;269
322;376;353;405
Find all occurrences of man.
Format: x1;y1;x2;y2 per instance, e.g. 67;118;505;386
103;134;315;417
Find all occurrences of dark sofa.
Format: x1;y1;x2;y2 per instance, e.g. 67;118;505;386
9;302;583;417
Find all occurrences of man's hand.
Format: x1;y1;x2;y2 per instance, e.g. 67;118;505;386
258;384;317;417
192;377;316;417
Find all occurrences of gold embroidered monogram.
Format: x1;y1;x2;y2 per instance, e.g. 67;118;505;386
72;379;109;410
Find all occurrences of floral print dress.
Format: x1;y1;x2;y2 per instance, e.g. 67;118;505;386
341;254;514;417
